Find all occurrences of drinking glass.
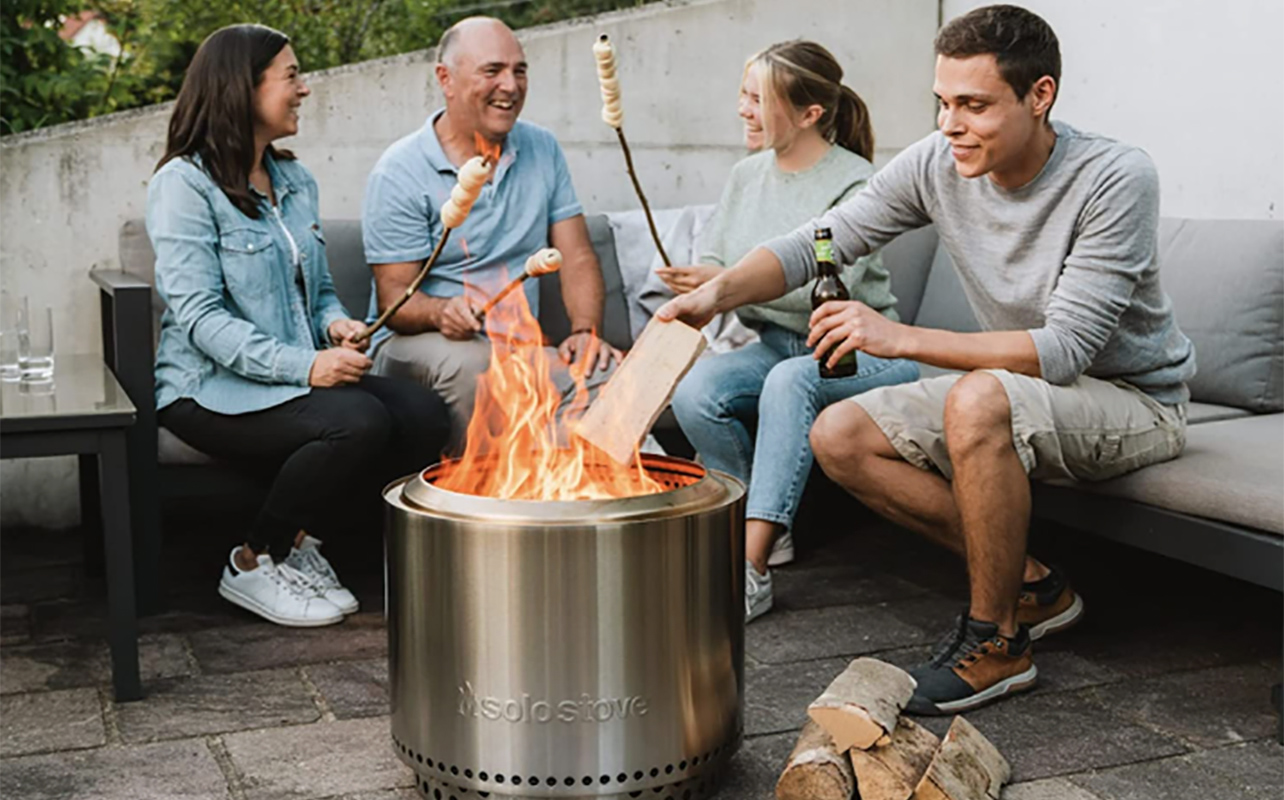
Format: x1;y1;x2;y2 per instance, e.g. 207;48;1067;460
18;300;54;384
0;292;19;382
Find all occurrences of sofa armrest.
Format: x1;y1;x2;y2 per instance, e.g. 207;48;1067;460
90;270;156;411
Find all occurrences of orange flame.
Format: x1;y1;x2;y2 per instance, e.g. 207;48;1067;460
474;132;502;166
434;272;663;500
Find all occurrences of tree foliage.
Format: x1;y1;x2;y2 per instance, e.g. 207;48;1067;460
2;0;642;135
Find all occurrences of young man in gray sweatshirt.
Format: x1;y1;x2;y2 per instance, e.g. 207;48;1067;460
656;4;1195;714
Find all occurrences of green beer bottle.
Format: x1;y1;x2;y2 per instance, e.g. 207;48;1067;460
810;227;857;379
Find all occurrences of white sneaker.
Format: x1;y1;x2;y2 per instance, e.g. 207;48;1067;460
745;561;774;624
284;535;359;614
767;532;795;567
219;547;344;627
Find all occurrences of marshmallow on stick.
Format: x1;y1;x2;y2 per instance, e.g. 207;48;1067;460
353;152;496;344
475;248;563;319
593;32;670;267
440;155;492;229
594;35;623;128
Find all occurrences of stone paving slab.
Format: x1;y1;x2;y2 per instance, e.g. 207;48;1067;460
32;593;247;643
1003;777;1104;799
746;600;935;664
770;563;928;611
0;738;230;800
189;614;386;674
223;716;413;799
113;668;320;744
708;732;794;800
959;686;1190;782
1177;739;1284;800
306;659;389;720
0;687;105;757
2;604;31;645
743;656;847;736
1067;746;1277;800
1;633;193;695
1089;661;1281;749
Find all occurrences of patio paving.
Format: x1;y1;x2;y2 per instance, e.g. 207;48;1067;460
1;489;1279;799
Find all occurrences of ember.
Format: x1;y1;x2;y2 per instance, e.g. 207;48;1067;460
432;272;663;501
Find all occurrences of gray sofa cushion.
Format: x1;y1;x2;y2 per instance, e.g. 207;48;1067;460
318;219;371;316
537;213;632;351
1156;218;1284;412
1080;413;1284;534
881;226;939;326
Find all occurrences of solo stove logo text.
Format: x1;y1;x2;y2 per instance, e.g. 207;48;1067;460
458;681;648;724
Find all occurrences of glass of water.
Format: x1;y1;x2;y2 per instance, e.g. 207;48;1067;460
0;292;19;381
18;299;54;384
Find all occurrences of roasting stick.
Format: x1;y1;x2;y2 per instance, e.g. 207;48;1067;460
474;248;563;321
352;153;495;344
595;33;670;268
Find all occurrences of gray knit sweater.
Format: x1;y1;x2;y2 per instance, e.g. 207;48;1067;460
763;121;1195;404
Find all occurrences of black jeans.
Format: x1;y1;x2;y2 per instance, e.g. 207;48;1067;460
160;375;450;560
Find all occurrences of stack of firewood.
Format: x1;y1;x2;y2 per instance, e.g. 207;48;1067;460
775;658;1011;800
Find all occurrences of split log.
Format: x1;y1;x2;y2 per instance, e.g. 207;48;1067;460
807;658;916;752
775;720;856;800
848;717;939;800
574;318;705;464
913;716;1010;800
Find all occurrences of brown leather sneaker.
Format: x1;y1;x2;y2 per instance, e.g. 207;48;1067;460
906;616;1038;715
1018;565;1085;640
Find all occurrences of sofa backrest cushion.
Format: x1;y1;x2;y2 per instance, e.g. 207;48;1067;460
881;225;940;326
1158;218;1283;411
538;213;633;351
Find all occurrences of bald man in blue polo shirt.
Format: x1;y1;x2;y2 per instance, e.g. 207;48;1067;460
363;17;620;444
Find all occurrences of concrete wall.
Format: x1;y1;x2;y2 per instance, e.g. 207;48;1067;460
944;0;1284;220
0;0;939;527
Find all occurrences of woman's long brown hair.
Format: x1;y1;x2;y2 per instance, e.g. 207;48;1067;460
156;24;294;219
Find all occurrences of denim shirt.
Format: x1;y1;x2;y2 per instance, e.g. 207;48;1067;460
147;153;349;415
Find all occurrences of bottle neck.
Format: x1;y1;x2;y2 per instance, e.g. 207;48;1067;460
815;257;840;278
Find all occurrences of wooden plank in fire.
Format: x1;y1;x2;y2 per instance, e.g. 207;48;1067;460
574;318;706;465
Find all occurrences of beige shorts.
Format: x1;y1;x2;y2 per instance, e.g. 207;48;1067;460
851;369;1187;483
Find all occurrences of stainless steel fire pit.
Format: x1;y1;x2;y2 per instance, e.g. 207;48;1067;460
384;453;746;800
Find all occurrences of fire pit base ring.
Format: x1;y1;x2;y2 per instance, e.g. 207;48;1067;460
406;735;739;800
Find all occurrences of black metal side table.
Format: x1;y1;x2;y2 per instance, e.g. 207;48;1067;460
0;354;141;701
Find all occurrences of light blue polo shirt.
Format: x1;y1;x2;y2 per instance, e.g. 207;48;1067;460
362;110;583;346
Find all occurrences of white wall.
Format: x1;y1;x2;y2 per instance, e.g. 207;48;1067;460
0;0;939;527
943;0;1284;220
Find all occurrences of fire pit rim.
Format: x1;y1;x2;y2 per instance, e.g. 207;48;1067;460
393;452;744;524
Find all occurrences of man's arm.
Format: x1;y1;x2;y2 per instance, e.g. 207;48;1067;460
805;299;1042;376
371;261;480;339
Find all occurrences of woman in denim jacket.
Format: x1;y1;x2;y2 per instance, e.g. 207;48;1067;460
148;25;450;627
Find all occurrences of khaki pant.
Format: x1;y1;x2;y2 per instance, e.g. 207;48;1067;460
372;332;615;451
851;369;1187;482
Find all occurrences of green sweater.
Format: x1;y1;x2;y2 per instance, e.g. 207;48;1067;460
699;145;898;335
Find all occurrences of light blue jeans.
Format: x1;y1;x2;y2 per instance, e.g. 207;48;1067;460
671;325;920;529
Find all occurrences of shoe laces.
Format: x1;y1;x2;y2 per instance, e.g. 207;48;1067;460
287;546;340;590
927;615;1004;669
270;561;322;599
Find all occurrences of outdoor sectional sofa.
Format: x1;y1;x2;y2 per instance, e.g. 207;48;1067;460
93;212;1283;612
